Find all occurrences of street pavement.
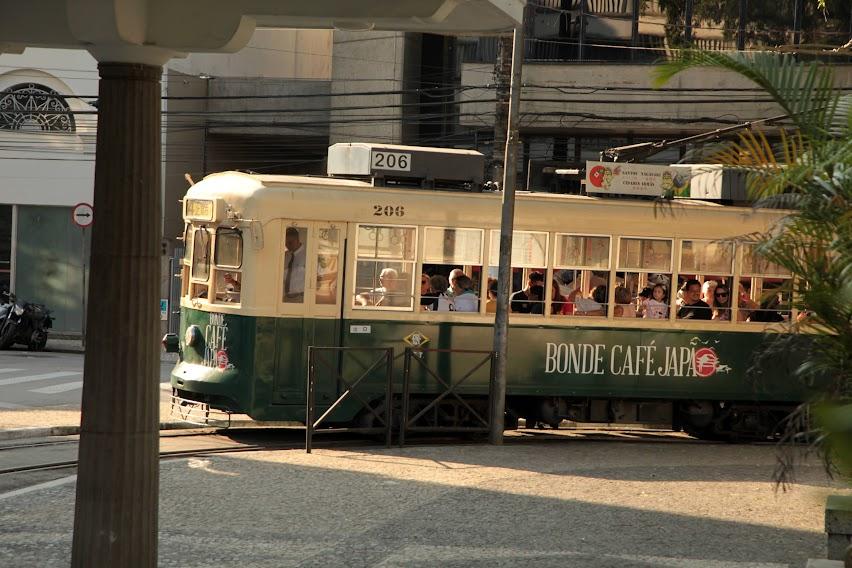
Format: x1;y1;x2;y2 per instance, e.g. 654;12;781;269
0;345;176;430
1;437;848;567
0;345;845;567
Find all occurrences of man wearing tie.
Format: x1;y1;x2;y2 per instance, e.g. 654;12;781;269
283;227;307;303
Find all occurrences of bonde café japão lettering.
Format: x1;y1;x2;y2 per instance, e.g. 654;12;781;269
544;341;728;378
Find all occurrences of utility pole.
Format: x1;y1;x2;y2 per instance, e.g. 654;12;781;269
489;24;524;445
683;0;694;44
491;34;513;184
736;0;748;51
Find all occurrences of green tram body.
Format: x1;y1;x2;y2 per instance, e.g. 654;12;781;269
170;169;809;439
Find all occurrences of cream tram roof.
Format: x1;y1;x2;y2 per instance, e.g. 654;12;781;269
185;170;783;240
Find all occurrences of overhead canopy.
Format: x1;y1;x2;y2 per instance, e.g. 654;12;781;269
0;0;525;63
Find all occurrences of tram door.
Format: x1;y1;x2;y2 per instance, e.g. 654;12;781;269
273;221;346;406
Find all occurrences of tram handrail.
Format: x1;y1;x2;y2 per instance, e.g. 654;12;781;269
305;346;394;453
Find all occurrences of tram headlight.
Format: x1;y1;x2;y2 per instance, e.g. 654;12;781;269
184;325;202;348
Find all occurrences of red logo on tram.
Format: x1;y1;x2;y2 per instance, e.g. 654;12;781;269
216;350;229;370
693;347;718;378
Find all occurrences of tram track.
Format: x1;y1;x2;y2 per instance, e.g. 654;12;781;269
0;425;772;481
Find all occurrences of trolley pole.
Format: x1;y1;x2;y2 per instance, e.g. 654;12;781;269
490;25;524;445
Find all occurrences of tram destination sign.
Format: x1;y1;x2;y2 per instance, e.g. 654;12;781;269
585;161;691;197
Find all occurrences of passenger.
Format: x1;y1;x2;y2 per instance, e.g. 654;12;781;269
643;283;668;319
510;271;545;313
701;280;718;306
636;287;651;318
485;280;498;314
677;279;712;320
613;286;636;318
283;227;307;303
223;272;241;292
736;284;758;321
419;273;433;310
558;271;583;315
749;293;785;323
450;274;479;312
551;279;571;315
711;284;732;321
574;284;606;316
528;285;545;315
426;274;451;311
448;268;465;296
356;267;406;307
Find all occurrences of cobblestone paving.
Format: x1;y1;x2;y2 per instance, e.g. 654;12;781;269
2;438;849;567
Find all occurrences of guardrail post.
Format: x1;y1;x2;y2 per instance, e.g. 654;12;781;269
384;348;393;448
400;348;412;447
306;346;316;454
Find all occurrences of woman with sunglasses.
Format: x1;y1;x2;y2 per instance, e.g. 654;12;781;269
711;285;732;321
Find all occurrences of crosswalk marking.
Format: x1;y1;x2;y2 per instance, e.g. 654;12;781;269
0;371;81;387
29;381;84;394
0;368;24;374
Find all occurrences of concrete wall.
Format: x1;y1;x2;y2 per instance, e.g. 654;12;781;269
329;31;420;145
461;62;852;137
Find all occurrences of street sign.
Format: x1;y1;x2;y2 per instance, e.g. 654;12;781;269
72;202;94;228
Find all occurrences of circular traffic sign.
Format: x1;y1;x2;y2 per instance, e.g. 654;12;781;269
72;202;94;228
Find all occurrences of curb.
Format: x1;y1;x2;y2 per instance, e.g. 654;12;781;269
0;419;277;442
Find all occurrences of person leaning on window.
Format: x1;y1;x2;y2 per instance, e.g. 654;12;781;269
510;271;545;313
677;278;712;320
357;267;407;307
450;274;479;312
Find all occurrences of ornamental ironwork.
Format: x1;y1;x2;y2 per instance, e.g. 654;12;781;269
0;83;75;132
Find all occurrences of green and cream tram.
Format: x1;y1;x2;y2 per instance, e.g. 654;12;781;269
168;145;808;439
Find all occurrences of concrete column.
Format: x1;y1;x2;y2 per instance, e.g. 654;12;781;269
71;62;162;568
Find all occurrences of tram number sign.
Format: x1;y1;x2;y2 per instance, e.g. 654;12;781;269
371;150;411;172
373;205;405;217
72;202;94;228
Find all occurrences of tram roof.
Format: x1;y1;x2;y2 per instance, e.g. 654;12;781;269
191;170;757;215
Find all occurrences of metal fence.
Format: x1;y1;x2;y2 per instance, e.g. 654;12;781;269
305;346;394;453
399;348;496;446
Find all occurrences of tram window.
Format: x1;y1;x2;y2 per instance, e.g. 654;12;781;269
553;234;610;317
316;227;340;305
212;270;241;304
354;225;416;309
741;244;793;323
680;240;733;275
489;230;548;316
619;238;672;272
618;238;672;320
181;224;192;297
282;226;308;304
183;224;193;263
679;240;734;321
214;228;242;269
190;282;208;300
422;227;483;312
190;228;211;281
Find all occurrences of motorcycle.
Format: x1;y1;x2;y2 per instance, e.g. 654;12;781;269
0;291;53;351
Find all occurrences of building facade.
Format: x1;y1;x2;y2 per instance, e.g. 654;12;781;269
0;49;97;333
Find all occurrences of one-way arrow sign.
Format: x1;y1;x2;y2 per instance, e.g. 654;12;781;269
72;202;94;228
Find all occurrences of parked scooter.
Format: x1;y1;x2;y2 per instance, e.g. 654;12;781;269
0;291;52;351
